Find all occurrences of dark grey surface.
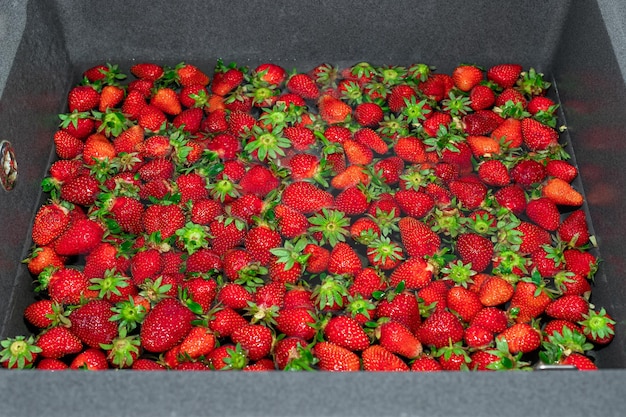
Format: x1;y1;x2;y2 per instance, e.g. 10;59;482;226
1;1;626;416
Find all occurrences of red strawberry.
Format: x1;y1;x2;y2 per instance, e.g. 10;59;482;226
478;276;514;307
32;203;71;246
464;325;494;349
417;310;464;348
36;326;83;359
561;353;597;370
557;210;590;247
313;341;360;371
456;233;493;272
398;216;441;258
378;321;422;359
516;221;551;254
495;87;526;108
286;73;319;100
140;298;195;352
177;63;210;87
282;181;334;214
462;110;503;135
324;315;370;352
275;308;317;340
469;85;496;111
411;355;443;371
508;281;551;323
521;118;559;151
545;295;589;322
525;197;560;231
53;130;84;160
24;299;58;329
208;307;248;337
68;85;100;112
244;225;282;265
47;268;93;305
491;117;523;148
130;62;164;81
563;249;598;278
361;345;409;371
99;85;125;111
211;68;244;96
60;174;101;206
68;299;118;348
542;178;584;207
496;323;541;354
318;94;352;124
387;84;417;113
231;324;273;361
447;286;483;323
354;102;384;127
546;159;578;183
394;189;435;219
70;348;109;370
477;159;510;186
327;242;362;277
138;105;167;132
471;307;508;334
486;64;523;89
54;218;104;256
389;257;432;290
448;178;487;210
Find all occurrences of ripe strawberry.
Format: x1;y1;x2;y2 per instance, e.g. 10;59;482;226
448;178;487;210
579;308;615;345
477;159;510;187
122;89;148;119
140;298;195;352
54;130;84;159
411;355;444;371
178;326;216;359
68;85;100;112
32;203;71;246
516;221;551;254
244;225;282;265
275;308;317;340
173;107;203;133
327;242;362;276
557;210;590;247
508;281;551;323
389;257;432;290
36;326;83;359
231;324;273;361
83;133;116;165
486;64;523;89
99;85;125;111
495;87;526;108
561;353;597;370
417;310;464;348
546;159;578;183
239;164;280;197
398;216;441;258
274;204;309;239
395;189;435;218
418;73;454;102
330;164;370;189
36;358;69;370
464;325;494;349
447;286;483;323
545;295;589;322
282;181;334;214
462;110;503;135
323;315;370;352
47;268;94;305
456;233;493;272
68;299;118;348
354;102;384;127
563;249;598;278
354;128;388;154
217;283;254;310
70;348;109;370
24;299;59;329
138;105;167;132
211;68;244;96
313;341;360;371
317;94;352;124
286;73;319;100
469;85;496;110
177;63;210;87
525;197;560;231
471;307;508;334
362;345;409;371
496;322;541;354
378;321;422;359
491;117;523;148
130;62;164;81
521;118;559;151
54;218;104;256
186;248;222;274
387;84;417;113
343;138;373;165
151;87;182;115
283;126;316;151
478;276;514;307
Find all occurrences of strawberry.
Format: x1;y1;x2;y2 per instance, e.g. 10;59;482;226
138;105;167;132
47;268;93;305
471;307;508;334
557;210;590;247
398;216;441;258
417;309;464;348
462;110;503;135
452;65;483;91
274;204;310;239
389;257;432;290
545;295;589;322
83;133;116;165
495;87;526;108
254;63;287;86
286;73;319;100
422;112;452;137
173;107;203;133
447;286;483;323
387;84;417;113
324;315;370;352
24;299;59;329
508;281;551;323
343;138;373;165
282;181;334;214
525;197;560;231
469;85;496;111
54;130;84;159
327;242;362;277
32;203;71;246
486;64;523;89
177;63;210;87
244;225;282;265
418;73;454;102
411;355;443;371
70;348;109;370
354;128;388;154
211;68;244;96
466;135;501;158
36;358;69;370
477;159;510;186
317;94;352;124
361;345;409;371
448;178;487;210
68;299;118;348
68;85;100;112
36;326;83;359
478;276;514;307
313;341;360;371
122;89;148;119
99;85;125;111
275;308;317;340
395;189;435;219
151;87;182;115
330;164;370;189
563;249;598;278
496;322;541;354
546;159;578;183
456;233;493;272
140;298;195;352
354;102;384;127
521;118;559;151
178;326;216;359
491;117;523;148
131;63;164;81
377;321;422;359
231;324;273;361
561;353;597;370
516;221;551;254
579;308;615;345
542;177;584;207
54;218;104;256
464;325;494;349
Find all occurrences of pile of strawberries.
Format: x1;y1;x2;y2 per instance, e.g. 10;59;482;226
1;60;616;371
